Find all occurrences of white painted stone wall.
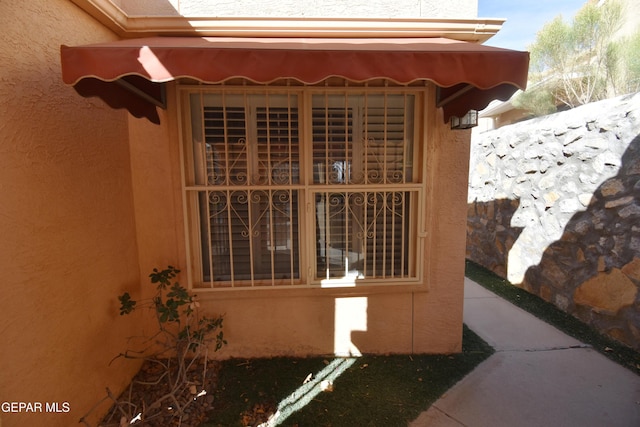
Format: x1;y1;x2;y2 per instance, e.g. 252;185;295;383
467;92;640;349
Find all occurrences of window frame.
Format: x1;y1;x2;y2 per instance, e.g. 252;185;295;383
179;83;428;291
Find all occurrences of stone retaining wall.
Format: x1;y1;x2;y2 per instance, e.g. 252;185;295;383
467;92;640;350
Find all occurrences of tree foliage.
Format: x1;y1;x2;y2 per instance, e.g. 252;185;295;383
617;30;640;93
514;0;640;116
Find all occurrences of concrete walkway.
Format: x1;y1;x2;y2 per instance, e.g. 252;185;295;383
410;277;640;427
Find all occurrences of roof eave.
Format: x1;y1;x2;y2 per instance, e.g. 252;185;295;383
70;0;504;43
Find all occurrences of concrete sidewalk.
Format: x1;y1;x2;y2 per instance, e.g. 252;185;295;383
411;277;640;427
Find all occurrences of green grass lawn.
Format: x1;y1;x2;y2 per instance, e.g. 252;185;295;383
200;260;640;426
202;325;493;427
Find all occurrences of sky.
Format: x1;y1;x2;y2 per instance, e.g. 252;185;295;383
478;0;588;51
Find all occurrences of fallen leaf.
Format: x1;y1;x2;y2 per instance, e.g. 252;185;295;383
320;380;334;392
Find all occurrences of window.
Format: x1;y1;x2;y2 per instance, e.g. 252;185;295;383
183;86;424;289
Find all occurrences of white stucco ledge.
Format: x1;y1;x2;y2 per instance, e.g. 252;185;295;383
70;0;504;42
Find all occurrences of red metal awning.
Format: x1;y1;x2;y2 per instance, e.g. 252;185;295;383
60;36;529;124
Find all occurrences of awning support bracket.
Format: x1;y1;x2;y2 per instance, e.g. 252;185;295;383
116;78;167;109
435;84;475;108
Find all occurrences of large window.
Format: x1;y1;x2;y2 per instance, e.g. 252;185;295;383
183;86;424;289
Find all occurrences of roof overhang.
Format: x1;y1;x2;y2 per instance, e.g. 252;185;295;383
60;36;529;124
70;0;506;42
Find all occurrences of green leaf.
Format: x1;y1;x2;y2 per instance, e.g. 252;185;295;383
157;299;180;323
167;283;190;304
118;292;136;316
149;266;181;290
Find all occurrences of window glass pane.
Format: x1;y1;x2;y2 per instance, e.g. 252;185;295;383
202;190;299;284
315;191;411;280
192;93;300;286
256;105;300;185
312;96;353;184
362;95;414;183
311;93;415;281
311;94;414;185
204;105;248;185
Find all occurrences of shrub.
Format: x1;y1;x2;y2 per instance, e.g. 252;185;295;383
81;266;226;426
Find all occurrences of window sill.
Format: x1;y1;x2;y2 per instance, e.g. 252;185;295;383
192;280;428;301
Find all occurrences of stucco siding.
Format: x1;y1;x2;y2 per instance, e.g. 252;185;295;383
0;1;475;424
128;86;467;358
0;1;143;426
414;107;470;353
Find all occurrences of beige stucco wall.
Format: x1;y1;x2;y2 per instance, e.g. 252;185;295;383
415;107;470;354
114;0;478;18
128;86;468;358
0;1;473;424
0;1;144;426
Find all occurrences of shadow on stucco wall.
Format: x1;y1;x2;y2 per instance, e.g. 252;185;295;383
522;133;640;349
466;198;523;278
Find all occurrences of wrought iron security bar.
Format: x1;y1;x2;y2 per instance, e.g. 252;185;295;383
184;87;422;289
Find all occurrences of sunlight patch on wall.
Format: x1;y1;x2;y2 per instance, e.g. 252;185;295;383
334;297;368;357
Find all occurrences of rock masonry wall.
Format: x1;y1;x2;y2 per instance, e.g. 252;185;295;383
467;92;640;350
